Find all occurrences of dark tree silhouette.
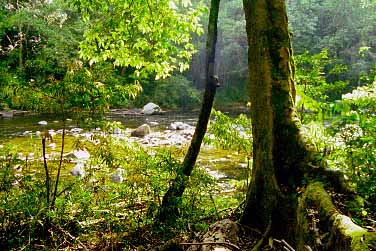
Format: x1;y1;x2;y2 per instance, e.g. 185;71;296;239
159;0;221;222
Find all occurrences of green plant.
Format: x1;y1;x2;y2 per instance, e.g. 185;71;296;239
295;49;348;123
304;79;376;223
0;123;227;249
205;109;252;154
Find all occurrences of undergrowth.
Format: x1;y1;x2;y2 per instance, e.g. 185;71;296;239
0;126;239;250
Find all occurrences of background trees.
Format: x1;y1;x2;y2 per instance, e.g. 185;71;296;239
1;0;376;111
0;0;87;111
287;0;376;86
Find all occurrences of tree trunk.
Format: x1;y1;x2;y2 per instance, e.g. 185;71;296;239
241;0;307;236
240;1;376;250
158;0;221;223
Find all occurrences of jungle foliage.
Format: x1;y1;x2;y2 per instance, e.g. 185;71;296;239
1;0;376;110
0;0;376;250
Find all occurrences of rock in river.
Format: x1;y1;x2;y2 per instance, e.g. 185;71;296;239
38;120;48;125
169;121;192;130
131;124;151;137
70;162;85;178
142;102;162;115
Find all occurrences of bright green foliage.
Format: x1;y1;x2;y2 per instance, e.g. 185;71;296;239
205;109;252;154
335;82;376;205
295;49;348;122
303;78;376;222
342;81;376;112
74;0;204;80
1;0;203;112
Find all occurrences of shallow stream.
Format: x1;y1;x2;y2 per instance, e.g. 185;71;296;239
0;109;249;193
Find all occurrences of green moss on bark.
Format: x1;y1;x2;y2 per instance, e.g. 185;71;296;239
296;182;374;251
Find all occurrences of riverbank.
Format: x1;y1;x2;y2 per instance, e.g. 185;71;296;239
0;109;34;118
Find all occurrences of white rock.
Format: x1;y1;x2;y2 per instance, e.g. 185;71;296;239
70;128;83;133
113;127;122;134
169;121;192;130
70;162;85;177
142;102;161;115
73;149;90;160
13;164;22;171
48;129;56;138
148;121;159;126
38;121;48;125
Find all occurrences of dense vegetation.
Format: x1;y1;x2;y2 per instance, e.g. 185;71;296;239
1;0;376;110
0;0;376;250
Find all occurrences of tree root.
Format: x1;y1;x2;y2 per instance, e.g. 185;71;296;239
274;239;295;251
296;182;376;251
251;219;271;251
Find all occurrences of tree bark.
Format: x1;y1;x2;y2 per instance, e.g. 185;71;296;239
158;0;221;222
241;0;306;236
239;0;342;243
240;1;376;250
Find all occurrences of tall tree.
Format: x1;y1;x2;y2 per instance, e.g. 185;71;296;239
159;0;220;222
241;0;307;236
240;0;376;249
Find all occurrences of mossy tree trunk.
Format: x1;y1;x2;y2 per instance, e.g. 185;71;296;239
240;1;376;250
158;0;220;223
240;0;311;238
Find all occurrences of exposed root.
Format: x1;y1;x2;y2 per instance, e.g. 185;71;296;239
296;182;376;251
251;220;271;251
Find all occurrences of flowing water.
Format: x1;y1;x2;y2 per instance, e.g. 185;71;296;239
0;109;249;191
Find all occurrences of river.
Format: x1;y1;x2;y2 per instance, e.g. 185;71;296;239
0;109;250;190
0;110;198;138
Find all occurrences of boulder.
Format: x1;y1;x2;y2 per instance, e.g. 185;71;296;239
169;121;192;130
0;111;13;118
131;124;151;137
70;162;85;177
142;102;162;115
111;168;125;183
